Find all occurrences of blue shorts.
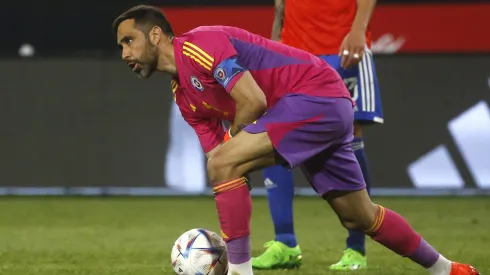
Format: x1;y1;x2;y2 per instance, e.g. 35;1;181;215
319;52;384;124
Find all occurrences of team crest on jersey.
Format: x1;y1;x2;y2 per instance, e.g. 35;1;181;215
214;67;226;82
190;76;204;92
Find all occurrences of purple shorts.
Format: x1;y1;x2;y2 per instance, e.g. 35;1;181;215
244;94;366;195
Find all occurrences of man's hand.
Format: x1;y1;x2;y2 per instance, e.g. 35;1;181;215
339;29;365;69
340;0;377;69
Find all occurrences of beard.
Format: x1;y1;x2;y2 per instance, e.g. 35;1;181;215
134;42;159;79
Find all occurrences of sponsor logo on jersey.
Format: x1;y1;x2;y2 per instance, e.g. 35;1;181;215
190;76;204;92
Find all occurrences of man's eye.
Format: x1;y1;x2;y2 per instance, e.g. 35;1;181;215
122;37;132;45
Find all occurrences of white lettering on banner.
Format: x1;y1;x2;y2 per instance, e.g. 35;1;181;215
408;145;464;188
408;101;490;189
371;34;406;54
448;101;490;188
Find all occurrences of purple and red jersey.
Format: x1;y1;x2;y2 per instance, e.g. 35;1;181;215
172;26;352;153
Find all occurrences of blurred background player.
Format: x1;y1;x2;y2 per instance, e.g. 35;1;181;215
253;0;383;271
165;101;207;193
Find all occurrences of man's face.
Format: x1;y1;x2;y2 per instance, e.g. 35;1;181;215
117;19;158;79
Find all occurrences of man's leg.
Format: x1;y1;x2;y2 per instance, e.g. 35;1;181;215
325;188;479;275
263;165;296;247
207;130;278;275
328;50;383;270
330;122;371;269
249;95;359;271
252;165;302;270
301;139;480;275
209;94;354;275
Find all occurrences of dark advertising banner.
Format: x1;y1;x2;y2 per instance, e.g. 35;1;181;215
1;56;489;194
0;60;173;187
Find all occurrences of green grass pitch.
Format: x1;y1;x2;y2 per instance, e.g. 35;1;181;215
0;196;489;275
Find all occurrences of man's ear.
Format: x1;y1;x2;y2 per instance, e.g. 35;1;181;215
149;26;162;46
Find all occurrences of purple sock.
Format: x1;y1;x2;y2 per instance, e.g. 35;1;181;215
408;239;440;268
226;236;251;264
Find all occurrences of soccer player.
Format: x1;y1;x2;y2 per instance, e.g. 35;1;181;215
112;5;480;275
253;0;382;270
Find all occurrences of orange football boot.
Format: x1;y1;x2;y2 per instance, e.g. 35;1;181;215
450;262;480;275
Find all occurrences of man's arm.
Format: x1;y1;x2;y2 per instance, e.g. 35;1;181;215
352;0;377;33
182;32;267;137
206;144;222;159
271;0;285;41
228;72;267;136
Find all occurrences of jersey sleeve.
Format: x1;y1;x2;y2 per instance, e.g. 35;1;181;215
174;87;225;153
182;31;247;93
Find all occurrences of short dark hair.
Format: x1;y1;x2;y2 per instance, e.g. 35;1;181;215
112;5;174;38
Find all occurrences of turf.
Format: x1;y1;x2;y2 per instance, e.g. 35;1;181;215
0;196;488;275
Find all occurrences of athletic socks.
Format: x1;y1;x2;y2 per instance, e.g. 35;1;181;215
213;177;253;274
263;165;297;247
366;205;451;274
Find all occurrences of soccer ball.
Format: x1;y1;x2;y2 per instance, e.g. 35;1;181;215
171;228;228;275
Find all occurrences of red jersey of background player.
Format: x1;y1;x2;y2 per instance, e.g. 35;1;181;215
171;26;351;153
280;0;372;55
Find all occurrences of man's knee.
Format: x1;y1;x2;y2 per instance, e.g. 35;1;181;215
207;154;238;185
207;131;277;184
337;205;377;231
325;189;378;231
